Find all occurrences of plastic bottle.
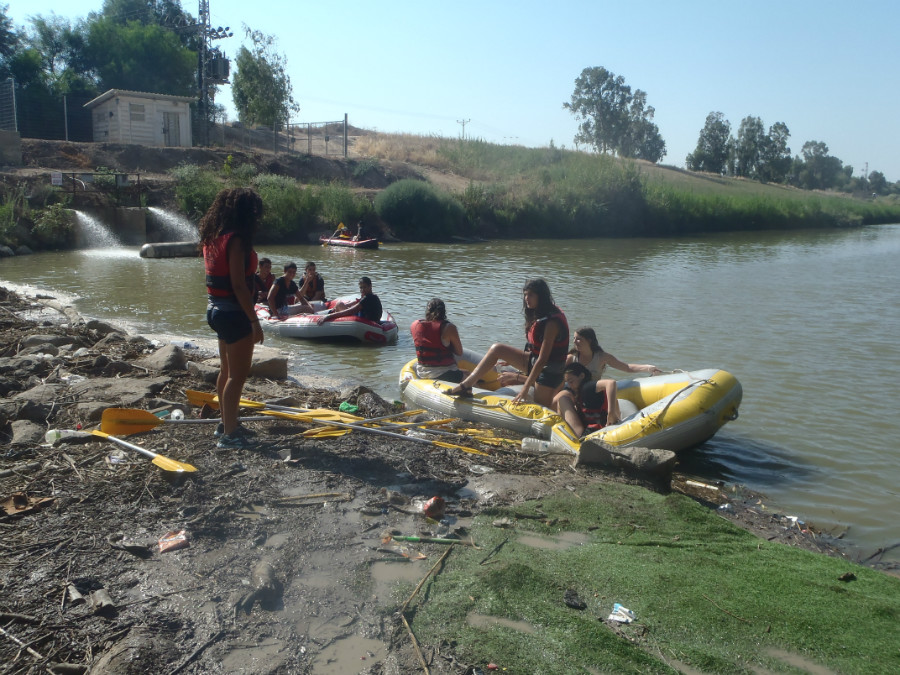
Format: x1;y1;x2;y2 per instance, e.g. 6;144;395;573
520;437;551;453
169;409;185;420
45;429;88;443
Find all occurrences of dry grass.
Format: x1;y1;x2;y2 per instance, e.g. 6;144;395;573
352;132;456;169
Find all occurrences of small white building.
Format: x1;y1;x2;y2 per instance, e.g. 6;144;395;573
84;89;194;147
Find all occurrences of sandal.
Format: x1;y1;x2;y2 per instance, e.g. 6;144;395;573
447;383;473;398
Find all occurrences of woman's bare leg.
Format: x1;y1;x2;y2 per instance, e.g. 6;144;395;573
220;335;255;435
454;343;528;391
555;391;584;437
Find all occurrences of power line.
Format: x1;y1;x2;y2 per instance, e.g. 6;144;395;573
457;118;470;139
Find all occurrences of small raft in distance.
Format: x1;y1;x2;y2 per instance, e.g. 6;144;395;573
319;235;379;249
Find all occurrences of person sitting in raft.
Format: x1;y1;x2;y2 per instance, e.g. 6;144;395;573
568;326;662;380
335;223;352;238
448;278;568;408
410;298;465;383
267;262;314;317
297;261;326;303
253;257;275;303
353;221;371;241
555;362;620;438
317;276;383;324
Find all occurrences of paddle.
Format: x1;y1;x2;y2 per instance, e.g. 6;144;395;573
100;408;272;436
185;390;363;423
89;430;197;473
293;417;490;456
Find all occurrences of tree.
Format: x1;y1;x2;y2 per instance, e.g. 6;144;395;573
757;121;791;183
563;66;666;162
732;116;765;178
686;111;731;174
795;141;845;190
231;27;298;130
84;17;195;94
0;4;18;63
868;171;887;195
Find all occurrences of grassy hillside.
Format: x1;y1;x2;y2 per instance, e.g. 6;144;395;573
353;133;900;239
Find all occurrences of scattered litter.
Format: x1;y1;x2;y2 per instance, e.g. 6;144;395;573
170;409;185;420
338;401;359;413
1;492;55;517
838;572;856;582
607;602;636;623
468;464;494;475
492;517;513;529
423;496;446;519
158;530;189;553
686;479;718;491
405;430;431;440
564;588;587;610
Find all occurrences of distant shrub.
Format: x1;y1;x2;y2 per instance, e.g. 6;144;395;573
31;203;74;246
316;182;372;227
375;179;466;241
252;173;320;241
171;164;221;219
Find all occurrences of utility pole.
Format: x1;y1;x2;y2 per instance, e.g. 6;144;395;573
457;118;470;140
196;1;232;146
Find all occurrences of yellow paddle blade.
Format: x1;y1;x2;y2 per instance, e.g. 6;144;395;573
91;429;197;473
101;408;163;435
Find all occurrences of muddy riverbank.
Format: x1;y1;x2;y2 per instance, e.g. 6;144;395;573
0;285;867;674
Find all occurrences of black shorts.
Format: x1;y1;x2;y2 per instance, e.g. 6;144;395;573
528;355;565;388
436;368;465;384
207;307;252;345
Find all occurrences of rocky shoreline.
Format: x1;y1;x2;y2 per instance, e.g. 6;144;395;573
1;284;881;674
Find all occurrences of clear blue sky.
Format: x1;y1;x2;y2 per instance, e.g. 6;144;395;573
6;0;900;181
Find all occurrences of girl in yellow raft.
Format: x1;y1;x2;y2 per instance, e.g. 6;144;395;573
449;278;568;408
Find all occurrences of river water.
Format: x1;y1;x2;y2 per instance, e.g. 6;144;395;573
2;224;899;561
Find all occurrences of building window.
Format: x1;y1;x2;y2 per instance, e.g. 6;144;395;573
129;103;145;122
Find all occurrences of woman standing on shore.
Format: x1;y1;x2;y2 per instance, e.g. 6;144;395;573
200;187;265;449
449;278;568;407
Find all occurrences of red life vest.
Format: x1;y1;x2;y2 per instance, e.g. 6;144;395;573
411;320;457;368
204;232;257;298
579;382;609;432
526;307;569;365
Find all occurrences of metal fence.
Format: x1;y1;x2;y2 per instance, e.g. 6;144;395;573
0;77;348;159
0;79;93;141
222;115;348;158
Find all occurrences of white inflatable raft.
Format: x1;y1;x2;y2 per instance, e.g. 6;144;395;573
255;296;398;344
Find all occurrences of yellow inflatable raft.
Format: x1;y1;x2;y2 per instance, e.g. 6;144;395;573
399;357;742;455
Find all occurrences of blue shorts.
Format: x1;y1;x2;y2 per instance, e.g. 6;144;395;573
207;307;252;344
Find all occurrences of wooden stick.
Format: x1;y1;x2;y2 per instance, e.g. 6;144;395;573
701;593;751;624
401;546;453;613
400;613;431;675
0;624;46;660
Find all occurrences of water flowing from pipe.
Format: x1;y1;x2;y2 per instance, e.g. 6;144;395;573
148;207;199;241
72;210;122;248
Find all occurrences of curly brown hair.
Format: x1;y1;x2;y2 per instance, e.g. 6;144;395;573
197;187;263;249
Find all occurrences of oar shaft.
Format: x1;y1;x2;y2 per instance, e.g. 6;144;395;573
91;430;159;460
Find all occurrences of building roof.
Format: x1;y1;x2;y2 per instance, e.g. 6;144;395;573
83;89;196;109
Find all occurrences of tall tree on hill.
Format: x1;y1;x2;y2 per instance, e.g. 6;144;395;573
686;112;731;174
231;27;298;130
83;17;195;94
564;66;666;162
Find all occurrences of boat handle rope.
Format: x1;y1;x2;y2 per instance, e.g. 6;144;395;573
608;377;714;444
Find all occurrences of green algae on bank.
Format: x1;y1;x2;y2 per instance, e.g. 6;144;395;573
404;483;900;674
